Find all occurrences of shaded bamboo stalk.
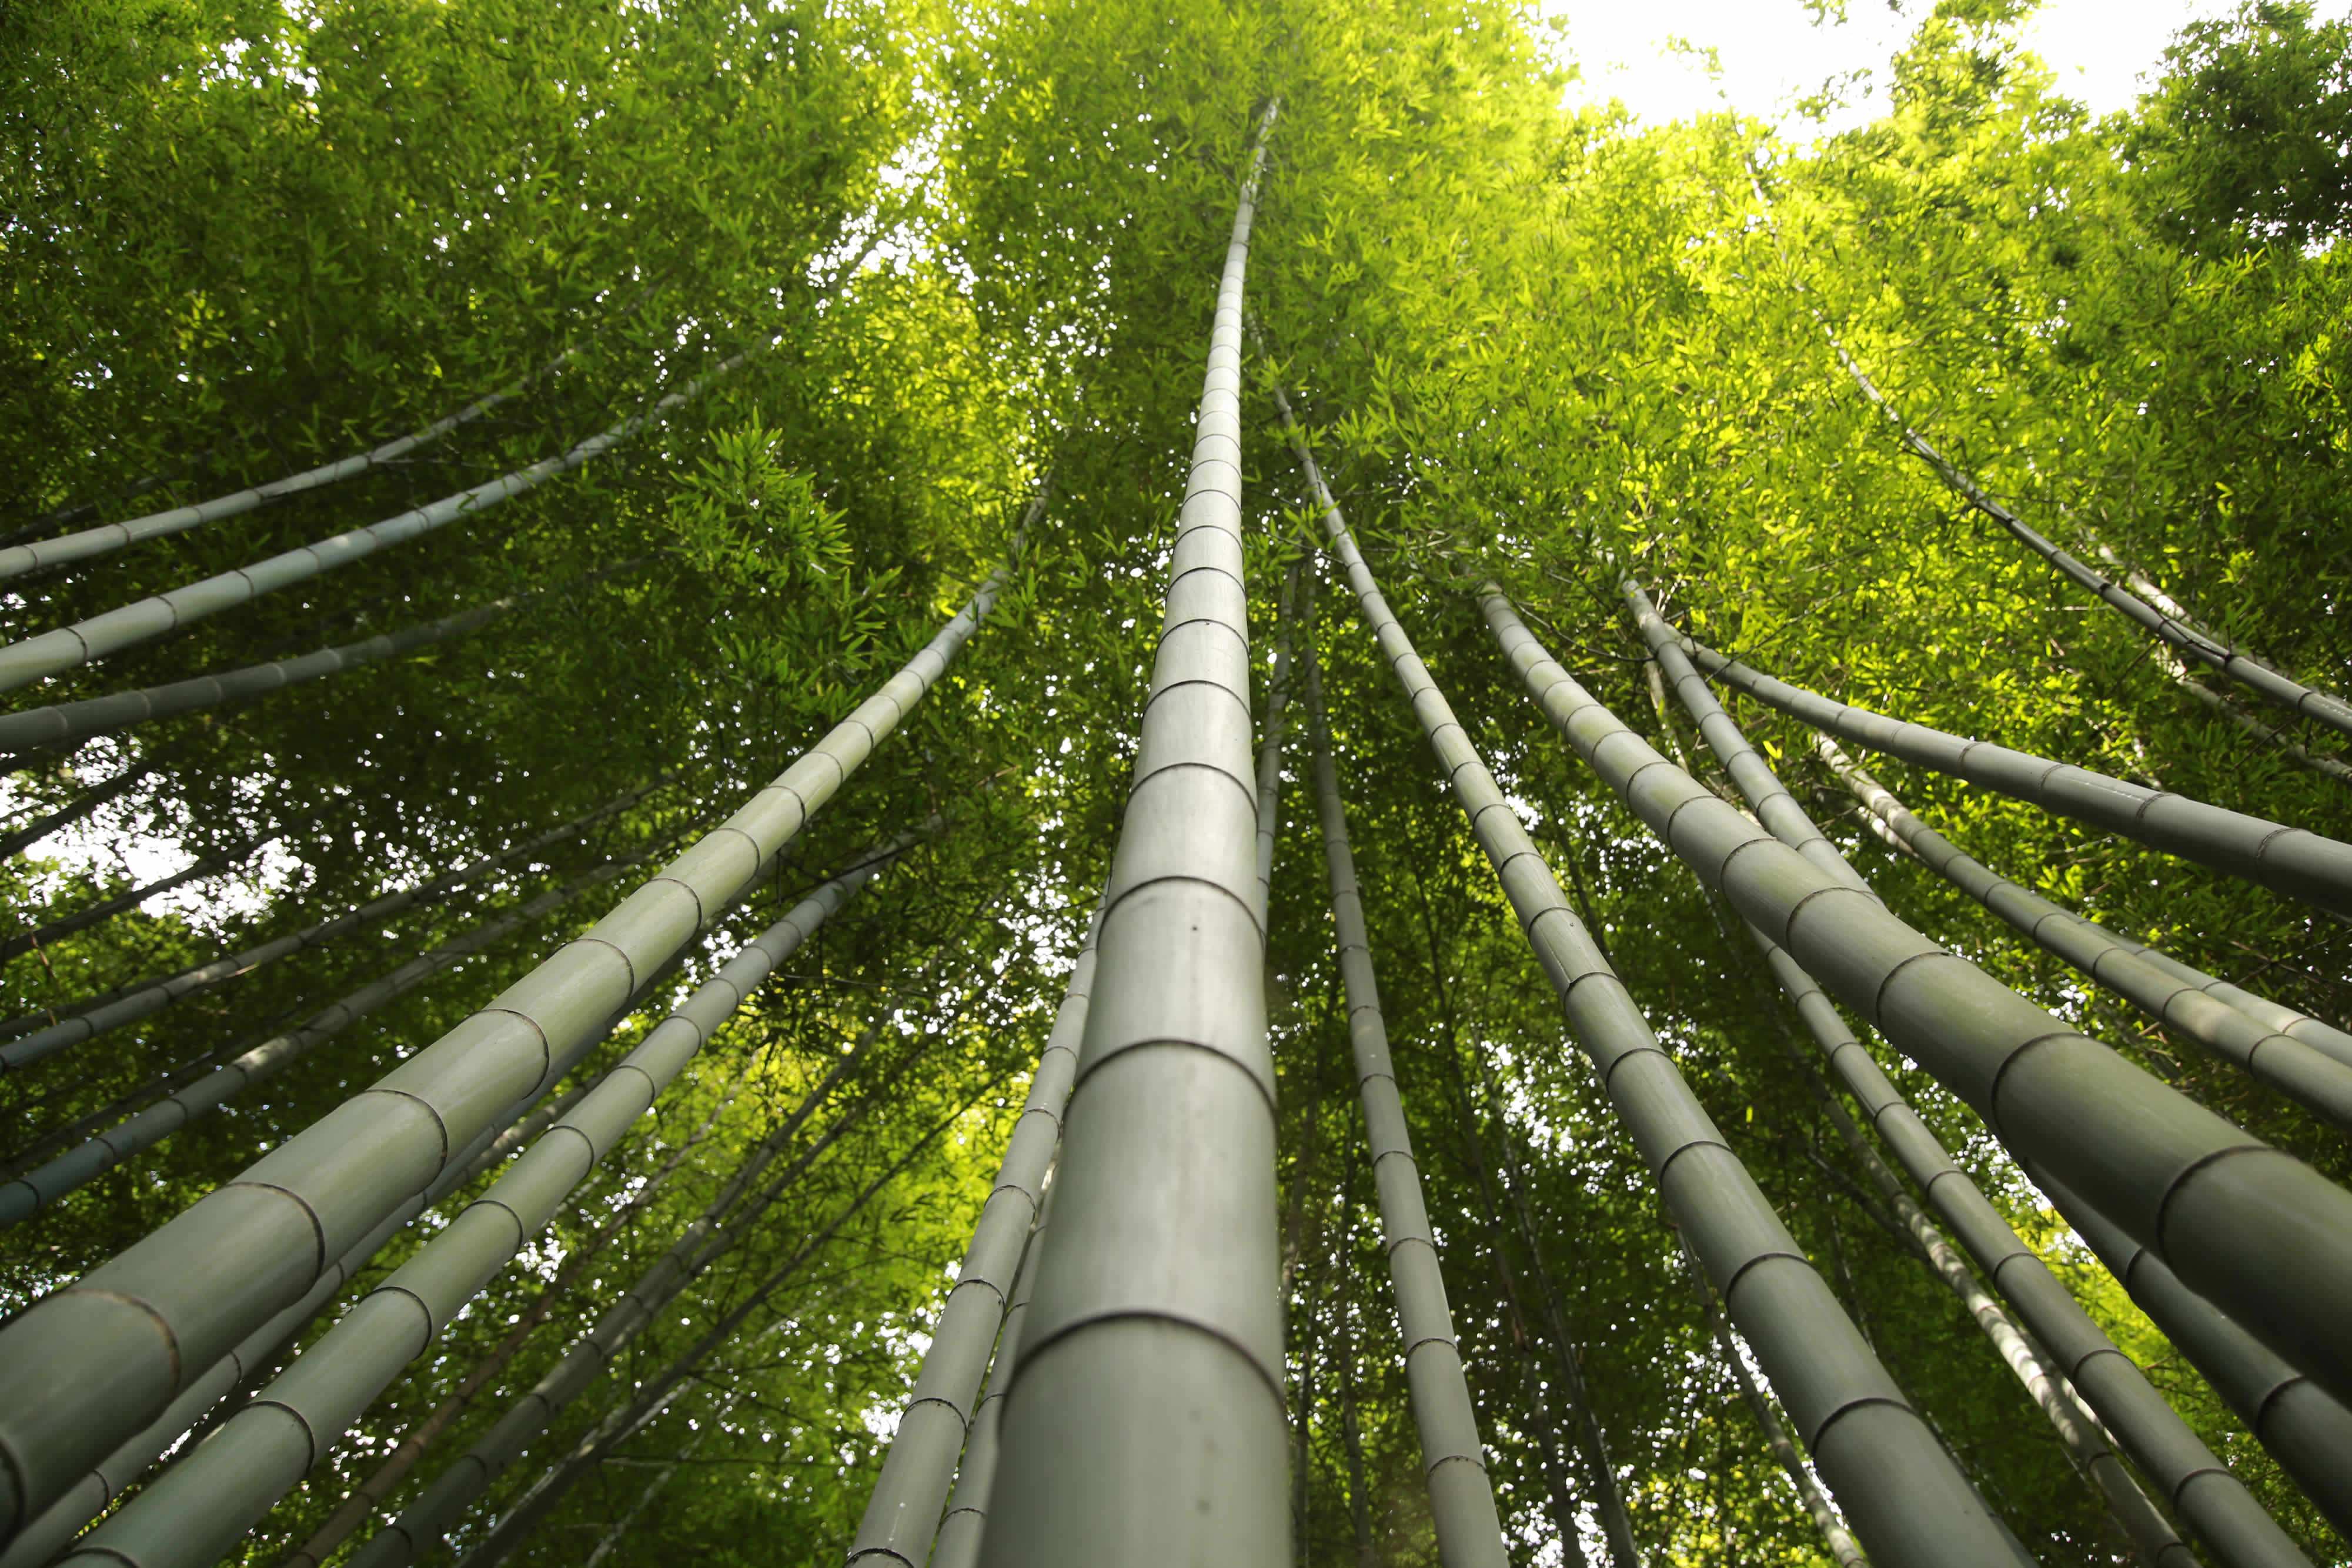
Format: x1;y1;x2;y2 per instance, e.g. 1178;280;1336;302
1675;633;2352;921
846;910;1100;1568
2174;676;2352;786
449;1095;975;1568
0;362;559;582
1737;155;2352;741
0;524;1019;1539
0;353;734;695
1297;433;2026;1564
1252;555;1308;927
1495;584;2317;1563
1673;1237;1868;1568
977;101;1288;1568
2;838;266;964
928;1183;1054;1568
1;781;664;1071
55;841;909;1568
1301;640;1509;1568
0;1058;609;1568
0;743;185;861
2042;1174;2352;1544
1809;735;2352;1128
0;846;655;1226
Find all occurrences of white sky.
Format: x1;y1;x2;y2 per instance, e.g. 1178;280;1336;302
1545;0;2351;135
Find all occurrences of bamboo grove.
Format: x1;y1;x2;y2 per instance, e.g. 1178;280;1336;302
5;0;2352;1563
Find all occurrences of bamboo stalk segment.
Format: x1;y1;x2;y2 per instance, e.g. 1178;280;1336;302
977;104;1288;1568
1;839;266;963
1486;589;2352;1417
1301;641;1509;1568
56;842;904;1568
1291;434;2028;1566
929;1185;1053;1568
846;915;1097;1567
0;552;1007;1541
1675;634;2352;920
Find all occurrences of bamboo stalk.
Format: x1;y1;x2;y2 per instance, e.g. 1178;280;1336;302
53;841;908;1568
1302;641;1509;1568
2;782;664;1072
1806;735;2352;1129
1674;633;2352;920
0;363;557;583
0;355;733;695
846;912;1098;1568
976;102;1288;1568
928;1182;1054;1568
1294;433;2027;1564
2;838;266;964
0;845;654;1226
0;534;1014;1539
1487;587;2352;1436
1253;556;1308;927
0;743;183;861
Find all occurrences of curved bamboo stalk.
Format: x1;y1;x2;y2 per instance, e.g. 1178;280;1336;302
55;841;908;1568
0;845;654;1226
449;1095;974;1568
1298;459;2026;1565
0;600;512;754
0;1062;604;1568
1674;1237;1868;1568
1676;633;2352;921
928;1185;1051;1568
2;838;266;964
977;102;1287;1568
1;781;663;1071
0;365;557;583
1488;589;2352;1421
0;355;733;696
2044;1174;2352;1544
1810;737;2352;1128
846;914;1098;1568
1302;641;1509;1568
1737;156;2352;741
0;545;1011;1543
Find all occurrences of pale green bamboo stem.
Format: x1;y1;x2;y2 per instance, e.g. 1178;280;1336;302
1676;634;2352;920
2;782;663;1072
1252;556;1307;927
1675;1238;1868;1568
1302;641;1509;1568
978;102;1288;1568
0;364;556;583
0;847;653;1226
2043;1174;2352;1544
0;552;1007;1540
55;843;905;1568
928;1185;1053;1568
1306;507;2023;1559
1490;587;2352;1436
846;915;1098;1567
1811;737;2352;1130
2;838;266;963
0;355;734;694
0;600;513;754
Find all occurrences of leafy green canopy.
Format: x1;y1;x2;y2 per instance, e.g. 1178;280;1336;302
4;0;2351;1564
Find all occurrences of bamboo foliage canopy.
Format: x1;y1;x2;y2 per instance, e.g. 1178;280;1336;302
4;1;2352;1565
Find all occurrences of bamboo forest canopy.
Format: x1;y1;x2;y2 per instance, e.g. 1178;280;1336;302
4;0;2352;1564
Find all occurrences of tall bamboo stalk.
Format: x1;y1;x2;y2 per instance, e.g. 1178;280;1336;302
0;355;733;695
1254;556;1308;926
977;104;1287;1568
1674;633;2352;920
2;782;663;1071
1737;155;2352;741
2;838;265;963
1806;736;2352;1128
1487;587;2352;1439
0;364;557;583
52;841;907;1568
846;912;1099;1568
0;525;1015;1540
0;1061;603;1568
1291;429;2027;1565
0;599;514;754
2043;1175;2352;1544
1302;641;1509;1568
928;1183;1053;1568
0;845;656;1226
0;744;183;861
